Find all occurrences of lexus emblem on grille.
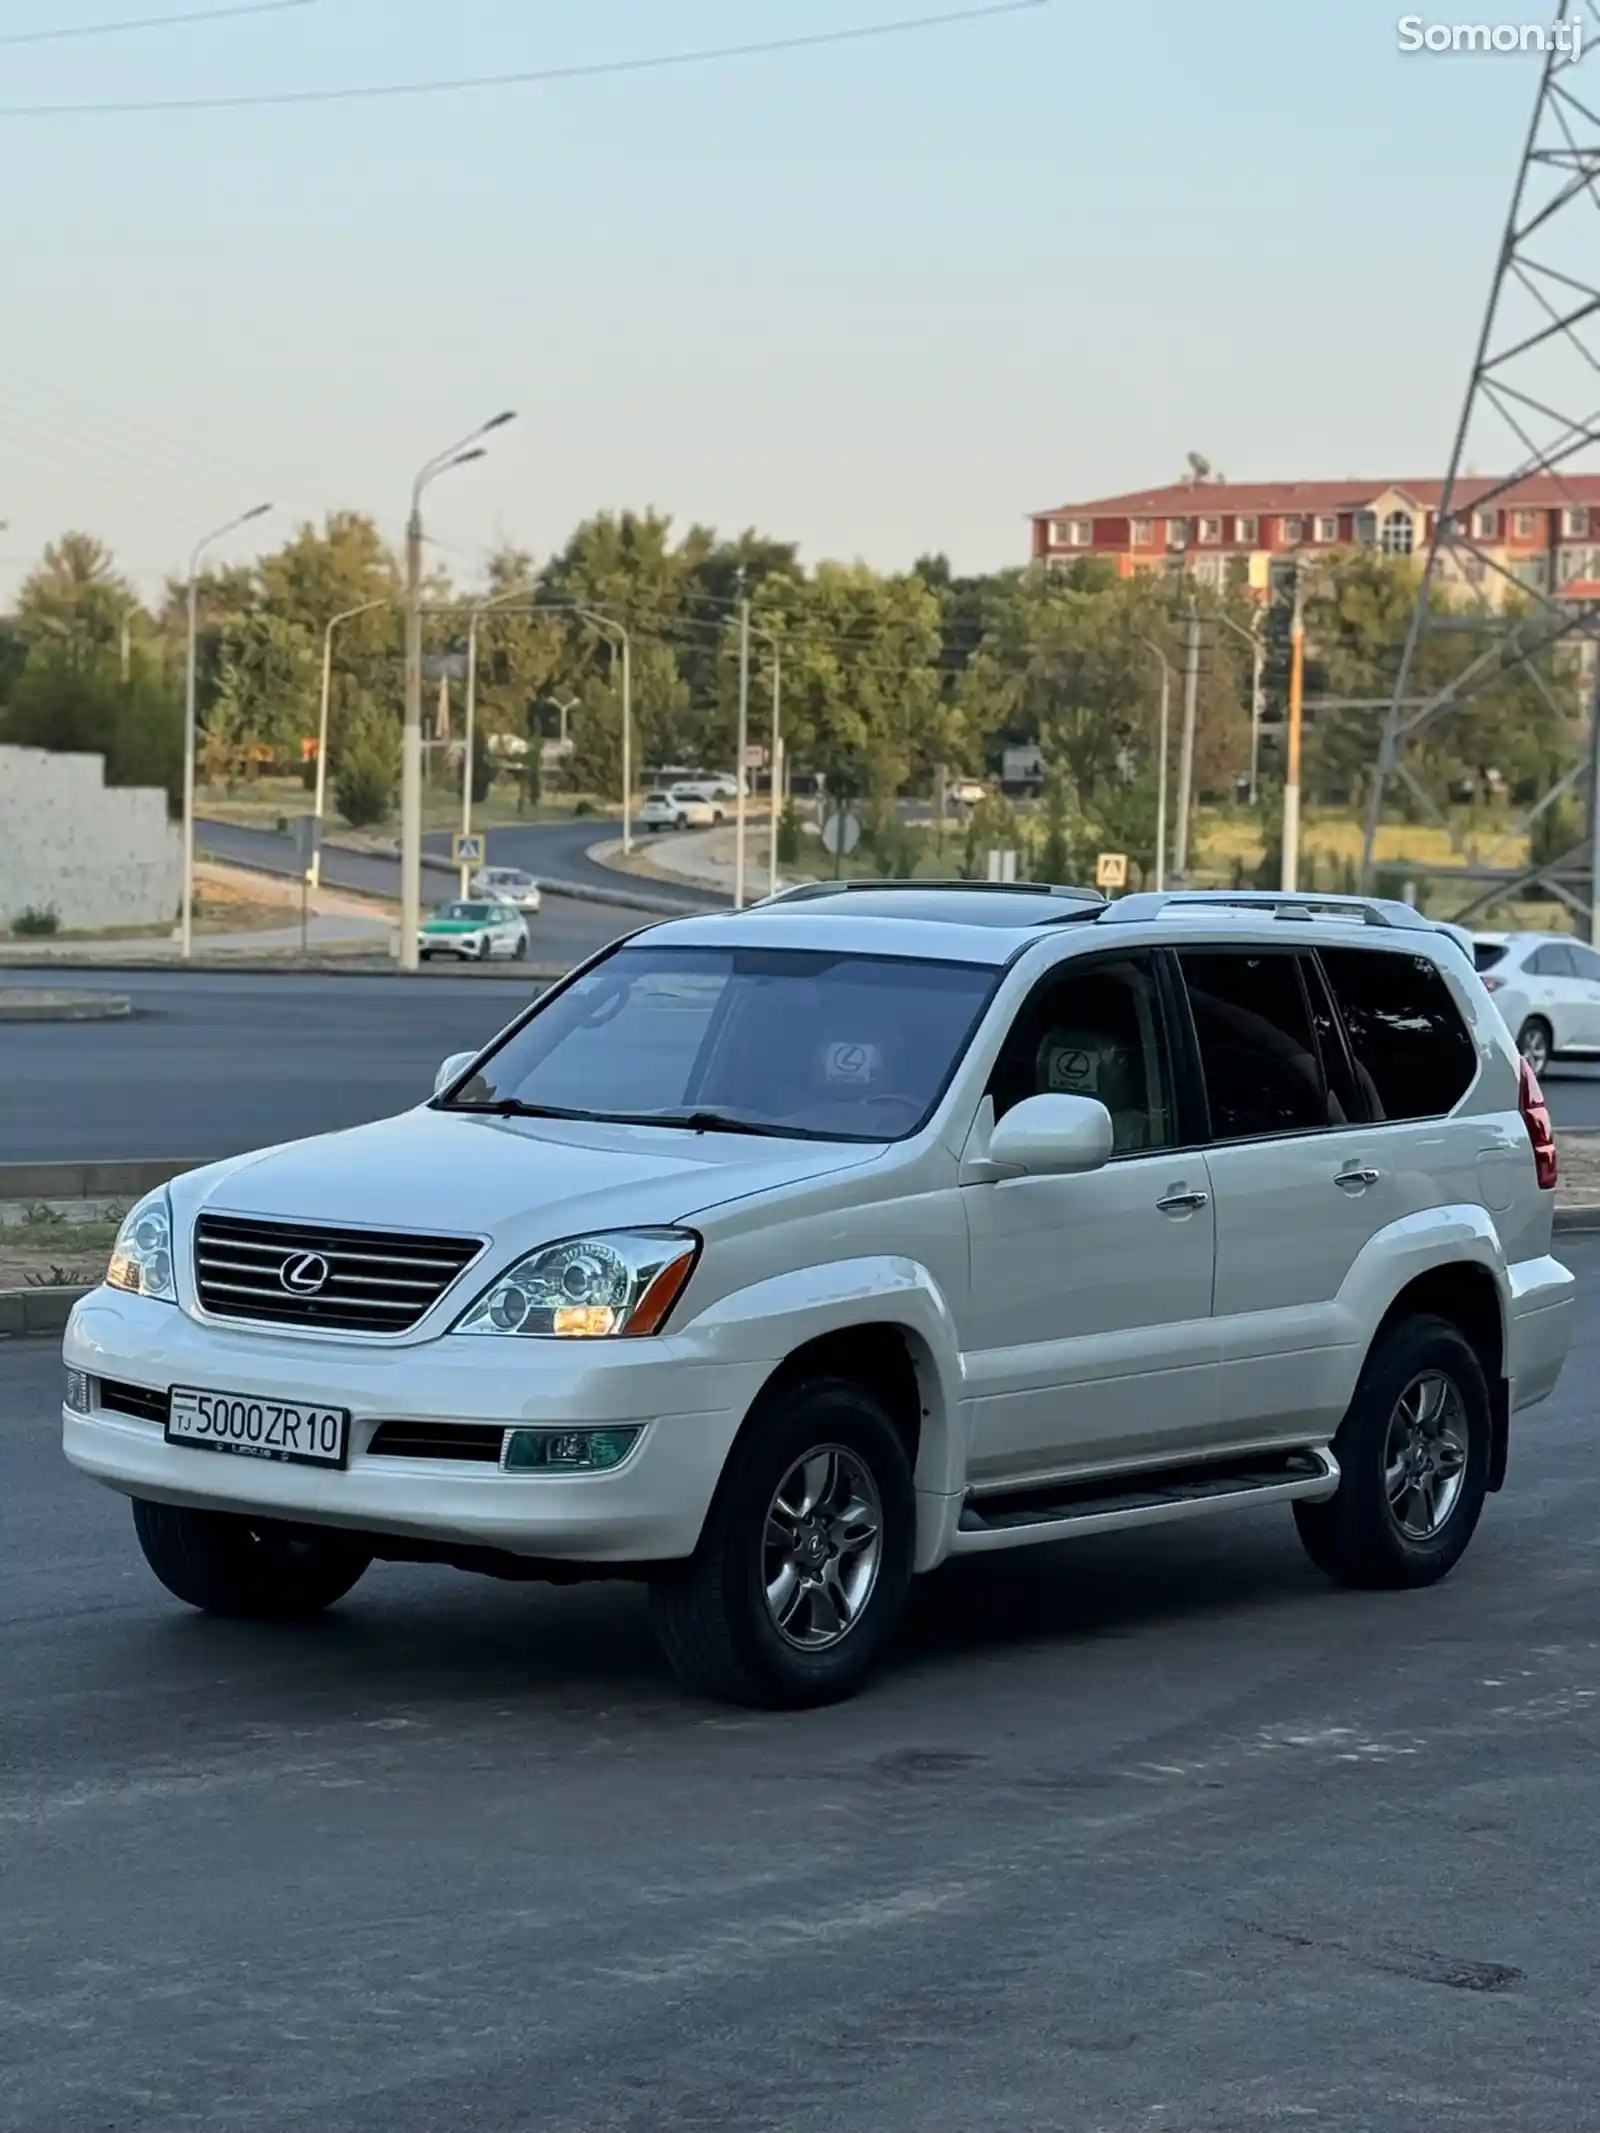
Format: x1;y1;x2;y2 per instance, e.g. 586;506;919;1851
279;1251;332;1297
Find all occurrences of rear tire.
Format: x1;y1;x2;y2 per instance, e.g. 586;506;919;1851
512;935;528;960
475;936;492;961
649;1377;915;1708
1293;1314;1490;1591
1517;1016;1553;1075
132;1500;371;1620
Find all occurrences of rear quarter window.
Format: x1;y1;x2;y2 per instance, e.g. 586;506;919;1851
1319;948;1477;1122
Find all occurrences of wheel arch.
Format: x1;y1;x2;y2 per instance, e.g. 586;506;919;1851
1370;1260;1509;1490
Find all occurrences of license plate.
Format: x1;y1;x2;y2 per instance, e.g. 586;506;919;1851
166;1386;349;1470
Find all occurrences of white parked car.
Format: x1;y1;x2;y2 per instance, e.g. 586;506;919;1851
63;886;1572;1709
416;899;529;962
668;782;729;821
639;790;716;833
470;866;542;915
1472;929;1600;1076
946;776;988;810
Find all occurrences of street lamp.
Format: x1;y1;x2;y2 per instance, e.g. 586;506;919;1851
1135;632;1173;893
744;618;784;898
181;502;272;960
459;585;535;893
400;411;515;971
1213;608;1267;807
567;607;632;852
312;599;390;887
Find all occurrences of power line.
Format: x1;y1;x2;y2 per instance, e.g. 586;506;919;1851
0;0;1048;117
0;0;313;48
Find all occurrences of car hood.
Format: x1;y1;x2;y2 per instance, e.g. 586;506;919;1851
172;1106;883;1244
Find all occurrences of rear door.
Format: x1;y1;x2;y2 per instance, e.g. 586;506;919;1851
1176;945;1405;1446
1522;942;1586;1051
1561;941;1600;1050
1184;942;1482;1447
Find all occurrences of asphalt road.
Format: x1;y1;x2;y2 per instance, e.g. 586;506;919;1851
0;969;549;1162
7;1241;1600;2132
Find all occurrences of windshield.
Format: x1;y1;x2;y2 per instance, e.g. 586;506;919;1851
439;902;493;921
439;944;998;1140
1474;941;1507;972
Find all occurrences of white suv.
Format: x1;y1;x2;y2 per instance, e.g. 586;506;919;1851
61;886;1574;1709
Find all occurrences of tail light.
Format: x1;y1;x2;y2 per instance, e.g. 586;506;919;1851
1519;1057;1558;1191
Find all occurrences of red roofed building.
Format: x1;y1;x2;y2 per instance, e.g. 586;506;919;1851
1028;476;1600;604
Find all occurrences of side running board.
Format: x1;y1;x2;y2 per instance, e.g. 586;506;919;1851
951;1447;1339;1554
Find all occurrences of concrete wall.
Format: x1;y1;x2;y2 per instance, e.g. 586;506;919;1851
0;747;180;934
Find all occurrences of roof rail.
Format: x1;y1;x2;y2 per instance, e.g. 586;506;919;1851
753;879;1107;909
1097;889;1435;932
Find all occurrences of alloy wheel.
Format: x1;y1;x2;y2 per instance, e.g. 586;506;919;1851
1383;1371;1469;1540
763;1445;883;1650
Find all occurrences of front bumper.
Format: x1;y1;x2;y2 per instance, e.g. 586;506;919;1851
62;1287;770;1564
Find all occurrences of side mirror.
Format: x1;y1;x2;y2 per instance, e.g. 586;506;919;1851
987;1093;1113;1177
434;1051;477;1097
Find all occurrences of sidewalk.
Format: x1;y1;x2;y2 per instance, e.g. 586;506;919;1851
590;825;812;900
0;862;395;966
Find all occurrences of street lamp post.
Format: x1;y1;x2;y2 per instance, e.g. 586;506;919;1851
744;619;783;897
1212;608;1267;807
400;412;515;971
566;608;632;850
313;598;389;888
181;502;272;960
1136;633;1173;893
460;586;535;894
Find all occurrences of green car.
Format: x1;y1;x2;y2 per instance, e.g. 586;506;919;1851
417;900;530;963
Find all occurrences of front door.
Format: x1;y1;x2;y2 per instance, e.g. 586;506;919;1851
961;950;1219;1488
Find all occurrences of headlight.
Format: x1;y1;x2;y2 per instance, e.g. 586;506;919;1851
105;1189;177;1302
454;1229;699;1338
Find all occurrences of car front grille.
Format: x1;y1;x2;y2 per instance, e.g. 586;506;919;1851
193;1214;483;1335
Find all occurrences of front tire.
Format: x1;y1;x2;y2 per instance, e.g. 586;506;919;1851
132;1500;371;1620
1293;1314;1490;1590
649;1377;915;1708
1517;1016;1553;1076
512;934;528;960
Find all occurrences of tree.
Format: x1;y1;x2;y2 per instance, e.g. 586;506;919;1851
1;648;181;805
332;701;399;827
15;533;142;671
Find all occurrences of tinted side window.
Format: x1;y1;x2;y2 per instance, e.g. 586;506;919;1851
1179;951;1342;1141
1570;944;1600;983
1319;949;1477;1121
1528;943;1575;978
988;954;1175;1153
1473;941;1506;972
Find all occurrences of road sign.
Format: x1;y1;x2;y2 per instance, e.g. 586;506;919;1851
985;848;1018;883
452;833;486;868
1095;851;1129;891
820;809;861;858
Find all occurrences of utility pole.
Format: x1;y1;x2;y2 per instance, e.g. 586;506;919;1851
180;502;272;961
1284;562;1306;893
1587;634;1600;949
1173;603;1200;880
734;591;751;909
400;412;515;971
767;645;783;897
1135;634;1171;892
314;599;388;888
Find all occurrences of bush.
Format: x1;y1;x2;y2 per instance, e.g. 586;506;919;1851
11;905;60;937
332;709;399;828
776;803;800;866
573;797;596;818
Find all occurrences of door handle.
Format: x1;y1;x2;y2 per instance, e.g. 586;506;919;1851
1335;1167;1380;1190
1156;1189;1209;1214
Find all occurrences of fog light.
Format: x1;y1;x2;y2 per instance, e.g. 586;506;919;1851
64;1369;92;1414
503;1427;641;1472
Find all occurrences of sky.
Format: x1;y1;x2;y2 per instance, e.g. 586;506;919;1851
0;0;1576;598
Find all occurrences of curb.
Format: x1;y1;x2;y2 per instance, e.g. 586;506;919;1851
0;1157;204;1199
0;1285;90;1337
1554;1204;1600;1233
0;990;132;1023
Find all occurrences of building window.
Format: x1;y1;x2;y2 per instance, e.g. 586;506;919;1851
1199;517;1221;545
1380;509;1415;556
1513;509;1537;539
1194;555;1225;587
1131;518;1153;545
1514;555;1547;591
1280;515;1304;545
1313;514;1337;542
1564;506;1590;538
1166;518;1189;548
1236;515;1259;544
1473;508;1498;539
1050;517;1091;547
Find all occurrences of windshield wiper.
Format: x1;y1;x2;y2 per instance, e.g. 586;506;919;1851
435;1098;595;1119
621;1108;794;1138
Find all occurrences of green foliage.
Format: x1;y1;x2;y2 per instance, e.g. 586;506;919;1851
519;741;543;812
10;905;60;937
0;651;181;805
470;728;496;806
776;803;801;866
332;705;399;828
